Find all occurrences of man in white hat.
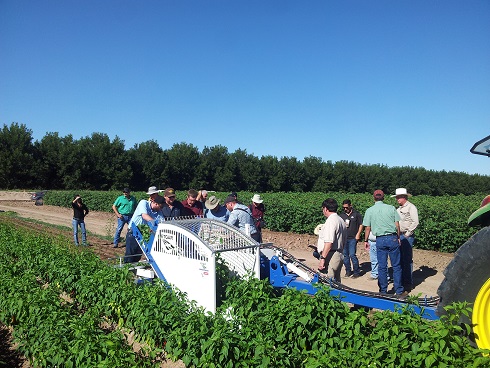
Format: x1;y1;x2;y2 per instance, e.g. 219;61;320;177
249;194;265;242
392;188;419;291
147;186;163;201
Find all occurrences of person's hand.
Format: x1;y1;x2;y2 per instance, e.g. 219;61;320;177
364;241;370;250
318;258;325;270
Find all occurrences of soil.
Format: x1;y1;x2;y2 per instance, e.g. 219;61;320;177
0;192;455;367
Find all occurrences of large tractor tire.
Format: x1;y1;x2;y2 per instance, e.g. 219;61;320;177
437;226;490;350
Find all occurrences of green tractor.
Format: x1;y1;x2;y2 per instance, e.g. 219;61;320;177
437;134;490;350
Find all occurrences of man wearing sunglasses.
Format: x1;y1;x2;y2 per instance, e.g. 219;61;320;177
339;199;363;278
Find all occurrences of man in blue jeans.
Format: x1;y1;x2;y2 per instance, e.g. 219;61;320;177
72;194;89;246
392;188;419;292
363;190;408;298
339;199;363;278
112;188;137;248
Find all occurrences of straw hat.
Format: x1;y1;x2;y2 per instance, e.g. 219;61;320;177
205;196;220;210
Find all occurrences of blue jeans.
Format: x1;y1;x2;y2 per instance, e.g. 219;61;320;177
125;231;142;263
114;214;132;245
72;218;87;245
343;238;360;274
376;235;403;294
368;240;378;278
400;235;415;288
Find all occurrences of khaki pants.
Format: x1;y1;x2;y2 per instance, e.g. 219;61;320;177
326;251;344;282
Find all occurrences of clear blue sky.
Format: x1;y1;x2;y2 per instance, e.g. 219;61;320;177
1;1;489;176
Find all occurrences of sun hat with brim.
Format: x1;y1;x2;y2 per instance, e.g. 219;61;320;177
314;223;323;236
391;188;412;197
468;195;490;227
146;186;161;195
205;196;220;210
251;194;263;203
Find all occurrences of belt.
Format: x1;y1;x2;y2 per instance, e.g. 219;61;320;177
120;213;132;216
377;233;397;237
73;217;83;221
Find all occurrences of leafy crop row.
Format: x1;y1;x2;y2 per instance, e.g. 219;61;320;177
44;190;484;252
1;216;489;367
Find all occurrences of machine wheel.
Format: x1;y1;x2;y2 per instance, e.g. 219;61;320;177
437;226;490;350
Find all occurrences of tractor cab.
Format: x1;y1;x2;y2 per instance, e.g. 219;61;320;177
470;134;490;157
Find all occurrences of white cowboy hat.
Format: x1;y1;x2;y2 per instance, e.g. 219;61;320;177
146;186;162;195
391;188;412;197
314;223;323;236
251;194;264;203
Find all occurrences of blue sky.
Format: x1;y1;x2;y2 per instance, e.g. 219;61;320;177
1;1;489;176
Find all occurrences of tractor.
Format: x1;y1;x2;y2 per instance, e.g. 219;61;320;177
436;134;490;350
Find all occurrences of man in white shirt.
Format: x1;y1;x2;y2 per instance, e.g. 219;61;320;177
392;188;419;291
317;198;347;282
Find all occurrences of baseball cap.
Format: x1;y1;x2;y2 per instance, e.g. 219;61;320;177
373;189;384;199
164;188;176;197
224;195;236;205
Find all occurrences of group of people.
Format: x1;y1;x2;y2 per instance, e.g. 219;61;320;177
104;187;266;262
72;185;419;297
312;187;419;298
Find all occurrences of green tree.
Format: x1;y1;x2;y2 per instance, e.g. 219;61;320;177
34;132;68;189
0;123;36;189
260;155;286;192
166;143;200;189
127;140;168;191
193;145;229;190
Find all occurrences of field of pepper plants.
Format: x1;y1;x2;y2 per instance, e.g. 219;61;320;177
1;215;489;367
44;190;485;253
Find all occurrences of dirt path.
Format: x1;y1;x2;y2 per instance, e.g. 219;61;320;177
0;194;454;298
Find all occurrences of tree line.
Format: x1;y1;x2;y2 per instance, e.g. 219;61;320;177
1;122;489;195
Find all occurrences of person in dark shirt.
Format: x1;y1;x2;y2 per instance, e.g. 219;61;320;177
162;188;185;219
339;199;363;278
72;194;89;246
248;194;266;243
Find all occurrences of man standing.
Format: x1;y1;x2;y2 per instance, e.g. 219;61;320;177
125;195;165;263
339;199;363;278
224;195;260;242
71;194;89;246
317;198;346;282
363;190;407;298
248;194;266;243
181;189;204;217
392;188;419;291
162;188;185;219
112;188;137;248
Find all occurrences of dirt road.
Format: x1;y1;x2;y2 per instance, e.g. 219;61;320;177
0;192;454;298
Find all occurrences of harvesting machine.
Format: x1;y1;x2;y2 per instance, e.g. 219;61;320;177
126;134;490;351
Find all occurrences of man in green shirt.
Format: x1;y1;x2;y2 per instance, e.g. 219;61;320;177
112;188;137;248
363;190;407;298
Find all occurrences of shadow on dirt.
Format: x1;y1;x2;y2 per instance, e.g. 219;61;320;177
412;265;438;287
0;323;26;368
